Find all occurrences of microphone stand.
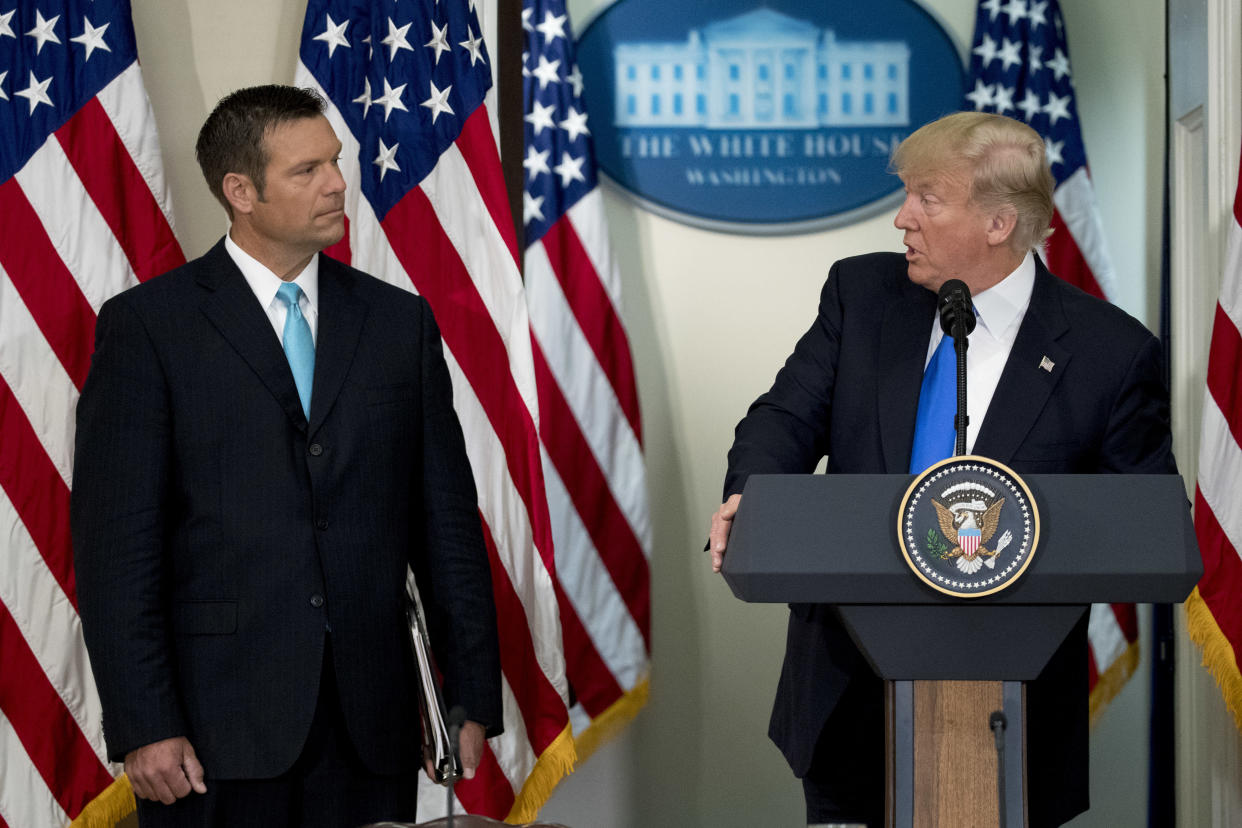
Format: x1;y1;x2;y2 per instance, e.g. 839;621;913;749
446;707;466;828
952;319;969;457
446;721;459;828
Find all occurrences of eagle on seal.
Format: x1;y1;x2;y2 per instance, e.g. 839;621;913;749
932;497;1006;574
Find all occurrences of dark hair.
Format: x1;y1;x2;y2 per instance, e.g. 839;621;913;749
195;85;326;218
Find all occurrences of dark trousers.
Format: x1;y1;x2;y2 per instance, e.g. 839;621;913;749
801;671;885;827
137;642;419;828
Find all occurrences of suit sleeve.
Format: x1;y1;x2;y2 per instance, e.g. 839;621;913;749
1097;332;1178;475
411;299;504;737
723;262;844;499
71;295;186;761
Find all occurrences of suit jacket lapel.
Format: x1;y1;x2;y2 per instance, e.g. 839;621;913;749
197;240;309;433
308;256;366;437
973;257;1071;464
879;282;937;473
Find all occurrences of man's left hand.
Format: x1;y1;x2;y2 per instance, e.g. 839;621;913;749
460;721;486;779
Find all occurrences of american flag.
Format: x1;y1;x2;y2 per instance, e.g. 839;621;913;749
520;0;651;759
1189;143;1242;731
0;1;184;825
962;0;1138;720
297;0;648;818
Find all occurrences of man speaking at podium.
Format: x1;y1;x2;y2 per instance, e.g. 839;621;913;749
707;112;1175;827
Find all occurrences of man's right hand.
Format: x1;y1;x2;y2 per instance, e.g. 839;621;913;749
125;736;207;804
708;494;743;573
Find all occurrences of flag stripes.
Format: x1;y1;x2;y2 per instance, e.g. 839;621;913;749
1189;144;1242;730
0;601;111;820
0;488;104;758
0;268;79;484
293;36;575;813
0;180;98;387
530;339;650;644
536;220;642;438
0;4;182;821
54;98;181;283
520;0;652;762
0;375;78;605
0;707;67;828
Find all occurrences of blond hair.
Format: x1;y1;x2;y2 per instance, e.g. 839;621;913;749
891;111;1054;252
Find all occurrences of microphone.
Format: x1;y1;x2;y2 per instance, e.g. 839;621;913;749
937;279;976;341
936;279;975;456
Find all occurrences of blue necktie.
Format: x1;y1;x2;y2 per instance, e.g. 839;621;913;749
909;333;957;473
276;282;314;418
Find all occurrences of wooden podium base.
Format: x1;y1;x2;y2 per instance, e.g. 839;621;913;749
887;680;1027;827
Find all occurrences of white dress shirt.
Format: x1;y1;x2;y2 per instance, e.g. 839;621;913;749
225;234;320;346
922;251;1036;453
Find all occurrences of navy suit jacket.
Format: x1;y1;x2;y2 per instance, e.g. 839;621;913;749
72;240;502;779
724;252;1175;824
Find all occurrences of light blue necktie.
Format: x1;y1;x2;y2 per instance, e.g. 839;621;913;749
908;333;957;473
276;282;314;418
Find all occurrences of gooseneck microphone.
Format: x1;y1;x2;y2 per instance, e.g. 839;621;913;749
937;279;976;456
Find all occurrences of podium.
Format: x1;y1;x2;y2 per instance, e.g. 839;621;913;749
721;473;1201;827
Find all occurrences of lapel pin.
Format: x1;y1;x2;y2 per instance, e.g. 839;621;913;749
1039;356;1055;373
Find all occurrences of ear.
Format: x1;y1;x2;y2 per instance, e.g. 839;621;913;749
986;206;1018;248
222;172;257;217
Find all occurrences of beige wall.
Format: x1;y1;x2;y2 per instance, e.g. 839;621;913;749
131;1;1168;825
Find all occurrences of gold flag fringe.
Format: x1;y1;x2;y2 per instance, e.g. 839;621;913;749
1186;585;1242;731
573;679;650;764
1088;638;1140;727
505;722;577;824
68;774;134;828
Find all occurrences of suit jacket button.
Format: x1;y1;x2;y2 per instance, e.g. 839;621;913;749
308;443;323;456
310;594;324;608
316;518;329;530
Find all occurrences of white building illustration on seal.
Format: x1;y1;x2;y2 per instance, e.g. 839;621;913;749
614;8;910;129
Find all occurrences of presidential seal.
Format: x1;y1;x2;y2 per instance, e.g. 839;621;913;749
897;456;1040;598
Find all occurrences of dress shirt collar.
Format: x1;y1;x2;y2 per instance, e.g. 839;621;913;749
970;251;1035;340
224;233;320;314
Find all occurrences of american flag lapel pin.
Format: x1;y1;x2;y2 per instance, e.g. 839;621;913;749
1039;356;1055;373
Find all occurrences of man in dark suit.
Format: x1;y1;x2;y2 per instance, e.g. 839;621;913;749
72;85;502;827
708;112;1175;827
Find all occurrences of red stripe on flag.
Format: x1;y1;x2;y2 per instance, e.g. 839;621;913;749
1110;603;1139;642
530;338;651;647
54;97;185;283
539;219;643;443
1195;487;1242;658
0;601;112;820
381;189;556;570
479;514;567;753
454;108;520;266
454;739;516;819
0;179;97;389
323;214;352;266
0;374;76;606
1045;209;1106;300
1207;303;1242;445
553;580;625;717
1234;158;1242;226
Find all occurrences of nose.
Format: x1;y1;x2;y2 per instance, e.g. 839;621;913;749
326;163;346;194
894;195;917;231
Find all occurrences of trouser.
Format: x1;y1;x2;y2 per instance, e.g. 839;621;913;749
137;640;419;828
